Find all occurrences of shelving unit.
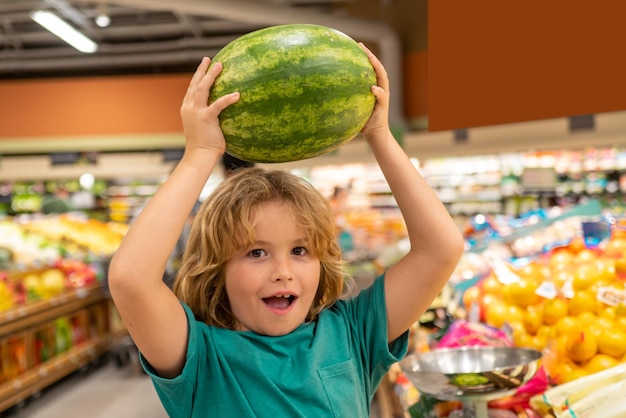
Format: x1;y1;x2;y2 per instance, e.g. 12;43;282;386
0;284;118;413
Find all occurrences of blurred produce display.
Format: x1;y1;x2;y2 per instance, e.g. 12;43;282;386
396;200;626;417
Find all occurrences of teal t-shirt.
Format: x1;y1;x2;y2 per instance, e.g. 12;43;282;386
140;274;408;418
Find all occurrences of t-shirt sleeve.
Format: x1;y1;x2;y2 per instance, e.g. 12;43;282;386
341;273;409;386
138;302;201;418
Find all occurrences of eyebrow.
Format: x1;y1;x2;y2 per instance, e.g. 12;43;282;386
252;237;309;247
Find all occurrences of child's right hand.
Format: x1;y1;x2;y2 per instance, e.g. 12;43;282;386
179;57;240;158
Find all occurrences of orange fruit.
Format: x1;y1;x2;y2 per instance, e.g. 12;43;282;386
603;238;626;258
507;319;527;339
575;248;598;265
596;329;626;358
500;304;526;331
594;258;616;282
502;279;541;308
516;262;548;282
555;316;580;338
568;290;598;316
565;331;597;363
590;317;616;340
462;286;482;309
549;250;575;270
576;311;597;328
532;334;548;351
484;300;509;329
543;298;569;325
514;332;535;349
615;316;626;331
536;324;556;340
480;274;503;296
560;363;589;384
585;354;619;374
597;305;617;319
523;306;544;335
551;270;574;288
614;256;626;275
572;264;599;291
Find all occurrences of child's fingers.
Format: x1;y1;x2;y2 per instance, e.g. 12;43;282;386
209;92;240;114
359;43;389;93
189;57;211;87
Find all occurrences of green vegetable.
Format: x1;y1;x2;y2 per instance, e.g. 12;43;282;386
449;373;490;386
209;24;377;163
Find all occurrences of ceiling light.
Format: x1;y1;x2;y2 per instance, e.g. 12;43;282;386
95;3;110;28
95;13;110;28
30;10;98;53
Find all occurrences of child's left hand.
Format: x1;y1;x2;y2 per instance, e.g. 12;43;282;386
359;43;391;141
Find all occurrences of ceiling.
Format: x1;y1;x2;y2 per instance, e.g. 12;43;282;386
0;0;374;80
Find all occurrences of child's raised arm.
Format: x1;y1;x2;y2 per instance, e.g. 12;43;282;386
108;58;239;378
359;44;465;342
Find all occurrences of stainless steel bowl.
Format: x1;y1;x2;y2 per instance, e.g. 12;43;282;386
399;346;542;401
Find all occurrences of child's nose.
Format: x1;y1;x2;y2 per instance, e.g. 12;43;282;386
272;256;294;282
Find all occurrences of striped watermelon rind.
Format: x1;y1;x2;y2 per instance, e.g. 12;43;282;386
208;24;376;163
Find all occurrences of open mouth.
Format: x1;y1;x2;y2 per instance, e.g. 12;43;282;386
262;295;297;310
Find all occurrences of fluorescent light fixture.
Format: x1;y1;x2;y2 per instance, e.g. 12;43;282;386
30;10;98;53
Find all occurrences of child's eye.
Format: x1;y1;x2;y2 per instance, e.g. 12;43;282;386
292;247;308;256
248;249;266;258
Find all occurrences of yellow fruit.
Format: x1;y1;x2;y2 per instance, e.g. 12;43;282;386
615;316;626;331
585;354;620;374
536;325;556;340
549;250;576;270
532;334;548;351
568;291;598;316
484;300;509;329
596;329;626;358
514;332;535;349
594;258;617;282
39;268;66;299
552;270;574;288
507;319;527;339
517;262;548;282
556;361;584;384
575;249;598;265
543;298;569;325
597;305;617;319
576;311;597;328
565;331;597;363
572;264;599;291
555;316;579;337
481;274;504;296
502;279;541;308
523;306;544;335
604;238;626;258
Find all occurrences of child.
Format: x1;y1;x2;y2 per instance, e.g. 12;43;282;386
108;44;464;418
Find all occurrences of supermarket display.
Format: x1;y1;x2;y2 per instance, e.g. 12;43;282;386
0;214;128;412
3;146;626;415
394;198;626;417
208;24;376;163
400;346;542;418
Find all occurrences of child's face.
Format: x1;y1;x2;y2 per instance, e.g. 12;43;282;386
224;200;321;336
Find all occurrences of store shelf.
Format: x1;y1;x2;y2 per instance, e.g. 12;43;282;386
0;336;110;412
0;284;121;413
0;285;106;338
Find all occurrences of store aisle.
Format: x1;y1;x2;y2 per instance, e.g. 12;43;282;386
1;356;167;418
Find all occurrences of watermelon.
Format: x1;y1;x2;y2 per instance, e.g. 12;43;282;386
208;24;376;163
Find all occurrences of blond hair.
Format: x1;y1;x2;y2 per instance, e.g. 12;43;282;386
173;167;347;329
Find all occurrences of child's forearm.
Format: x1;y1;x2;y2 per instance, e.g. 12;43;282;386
109;149;220;290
